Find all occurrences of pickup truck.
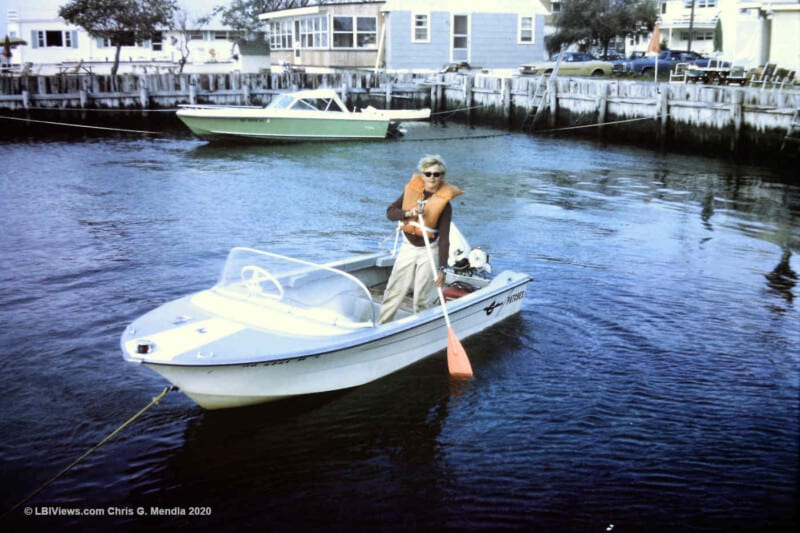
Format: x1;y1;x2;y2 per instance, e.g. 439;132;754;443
612;50;726;76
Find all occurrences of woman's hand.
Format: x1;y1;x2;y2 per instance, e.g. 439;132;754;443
405;206;422;219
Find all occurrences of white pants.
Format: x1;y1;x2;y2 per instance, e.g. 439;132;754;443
378;237;438;324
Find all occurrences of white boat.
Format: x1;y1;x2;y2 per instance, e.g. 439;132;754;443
176;88;430;143
120;230;530;409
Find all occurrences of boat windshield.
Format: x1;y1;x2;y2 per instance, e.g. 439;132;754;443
214;247;376;326
266;94;295;109
266;93;345;112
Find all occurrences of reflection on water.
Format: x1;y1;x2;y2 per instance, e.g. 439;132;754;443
765;248;798;303
0;125;797;531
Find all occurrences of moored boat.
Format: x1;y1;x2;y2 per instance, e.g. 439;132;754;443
120;230;530;409
176;88;429;143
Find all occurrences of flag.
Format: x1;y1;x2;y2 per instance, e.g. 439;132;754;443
647;24;661;81
647;24;661;56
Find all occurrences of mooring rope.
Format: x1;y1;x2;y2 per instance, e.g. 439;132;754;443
35;107;179;113
0;107;659;141
0;114;164;135
427;101;658;137
2;386;173;518
532;115;657;135
430;103;486;117
398;132;512;143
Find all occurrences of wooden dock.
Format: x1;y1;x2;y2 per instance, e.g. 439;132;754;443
1;70;798;160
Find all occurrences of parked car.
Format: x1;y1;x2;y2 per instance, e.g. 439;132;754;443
598;50;626;61
519;52;613;77
612;50;728;76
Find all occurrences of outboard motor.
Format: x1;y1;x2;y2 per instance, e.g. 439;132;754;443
448;223;491;277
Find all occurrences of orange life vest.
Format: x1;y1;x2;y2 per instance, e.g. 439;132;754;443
400;173;462;240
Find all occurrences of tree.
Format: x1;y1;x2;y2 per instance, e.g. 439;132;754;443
59;0;178;77
214;1;316;35
546;0;658;57
170;7;213;74
713;18;723;54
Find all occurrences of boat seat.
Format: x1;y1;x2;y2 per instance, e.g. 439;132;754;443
376;256;395;267
323;291;376;324
442;281;478;301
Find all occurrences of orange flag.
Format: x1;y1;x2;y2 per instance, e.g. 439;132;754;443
647;24;661;55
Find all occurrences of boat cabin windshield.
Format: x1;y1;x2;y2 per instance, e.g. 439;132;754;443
214;247;376;326
266;93;346;112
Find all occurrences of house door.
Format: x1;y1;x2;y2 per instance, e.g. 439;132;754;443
451;14;469;63
293;20;302;65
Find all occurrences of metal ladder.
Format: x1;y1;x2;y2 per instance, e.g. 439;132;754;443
523;50;566;131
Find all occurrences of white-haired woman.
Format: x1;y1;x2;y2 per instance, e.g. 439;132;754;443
378;155;462;324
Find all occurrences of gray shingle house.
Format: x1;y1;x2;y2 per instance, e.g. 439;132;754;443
381;0;548;70
260;0;549;72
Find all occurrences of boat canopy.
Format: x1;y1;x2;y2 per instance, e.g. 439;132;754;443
213;247;376;327
266;89;348;113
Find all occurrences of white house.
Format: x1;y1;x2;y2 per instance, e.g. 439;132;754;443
3;1;269;74
656;0;799;70
258;0;385;70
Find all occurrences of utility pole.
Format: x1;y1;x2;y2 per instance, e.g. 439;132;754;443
687;0;696;52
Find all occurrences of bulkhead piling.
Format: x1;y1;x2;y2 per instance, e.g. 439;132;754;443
0;70;797;161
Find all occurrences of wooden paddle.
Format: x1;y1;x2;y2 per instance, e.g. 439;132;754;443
418;213;474;379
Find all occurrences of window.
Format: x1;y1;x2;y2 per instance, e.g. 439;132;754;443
333;16;377;49
356;17;376;47
684;0;716;7
413;13;429;43
519;16;534;44
268;20;293;49
333;16;353;47
46;31;63;47
152;32;163;51
34;30;76;48
551;1;561;13
452;14;468;62
297;15;328;48
680;30;714;41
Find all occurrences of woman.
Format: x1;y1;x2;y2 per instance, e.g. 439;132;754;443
378;154;462;324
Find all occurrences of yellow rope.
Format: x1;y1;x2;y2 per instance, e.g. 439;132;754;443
0;114;164;135
2;386;173;518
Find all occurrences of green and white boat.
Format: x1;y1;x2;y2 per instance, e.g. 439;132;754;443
176;88;429;143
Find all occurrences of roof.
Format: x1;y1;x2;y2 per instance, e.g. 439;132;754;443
381;0;548;15
259;6;322;21
258;1;385;21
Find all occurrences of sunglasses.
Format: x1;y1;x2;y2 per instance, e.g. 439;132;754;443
423;171;444;178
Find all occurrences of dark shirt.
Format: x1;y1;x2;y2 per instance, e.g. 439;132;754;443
386;190;452;268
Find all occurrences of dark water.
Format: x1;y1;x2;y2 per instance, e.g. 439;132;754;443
0;123;798;532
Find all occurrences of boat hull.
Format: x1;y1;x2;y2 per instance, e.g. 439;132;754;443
176;109;390;142
122;250;530;409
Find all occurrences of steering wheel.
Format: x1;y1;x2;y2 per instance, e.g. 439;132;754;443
240;265;284;300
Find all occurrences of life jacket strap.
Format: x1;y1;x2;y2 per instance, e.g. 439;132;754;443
407;220;439;236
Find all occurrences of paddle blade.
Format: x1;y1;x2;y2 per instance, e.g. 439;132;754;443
447;327;473;379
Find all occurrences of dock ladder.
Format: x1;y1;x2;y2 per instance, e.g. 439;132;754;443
781;106;800;152
523;51;565;132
